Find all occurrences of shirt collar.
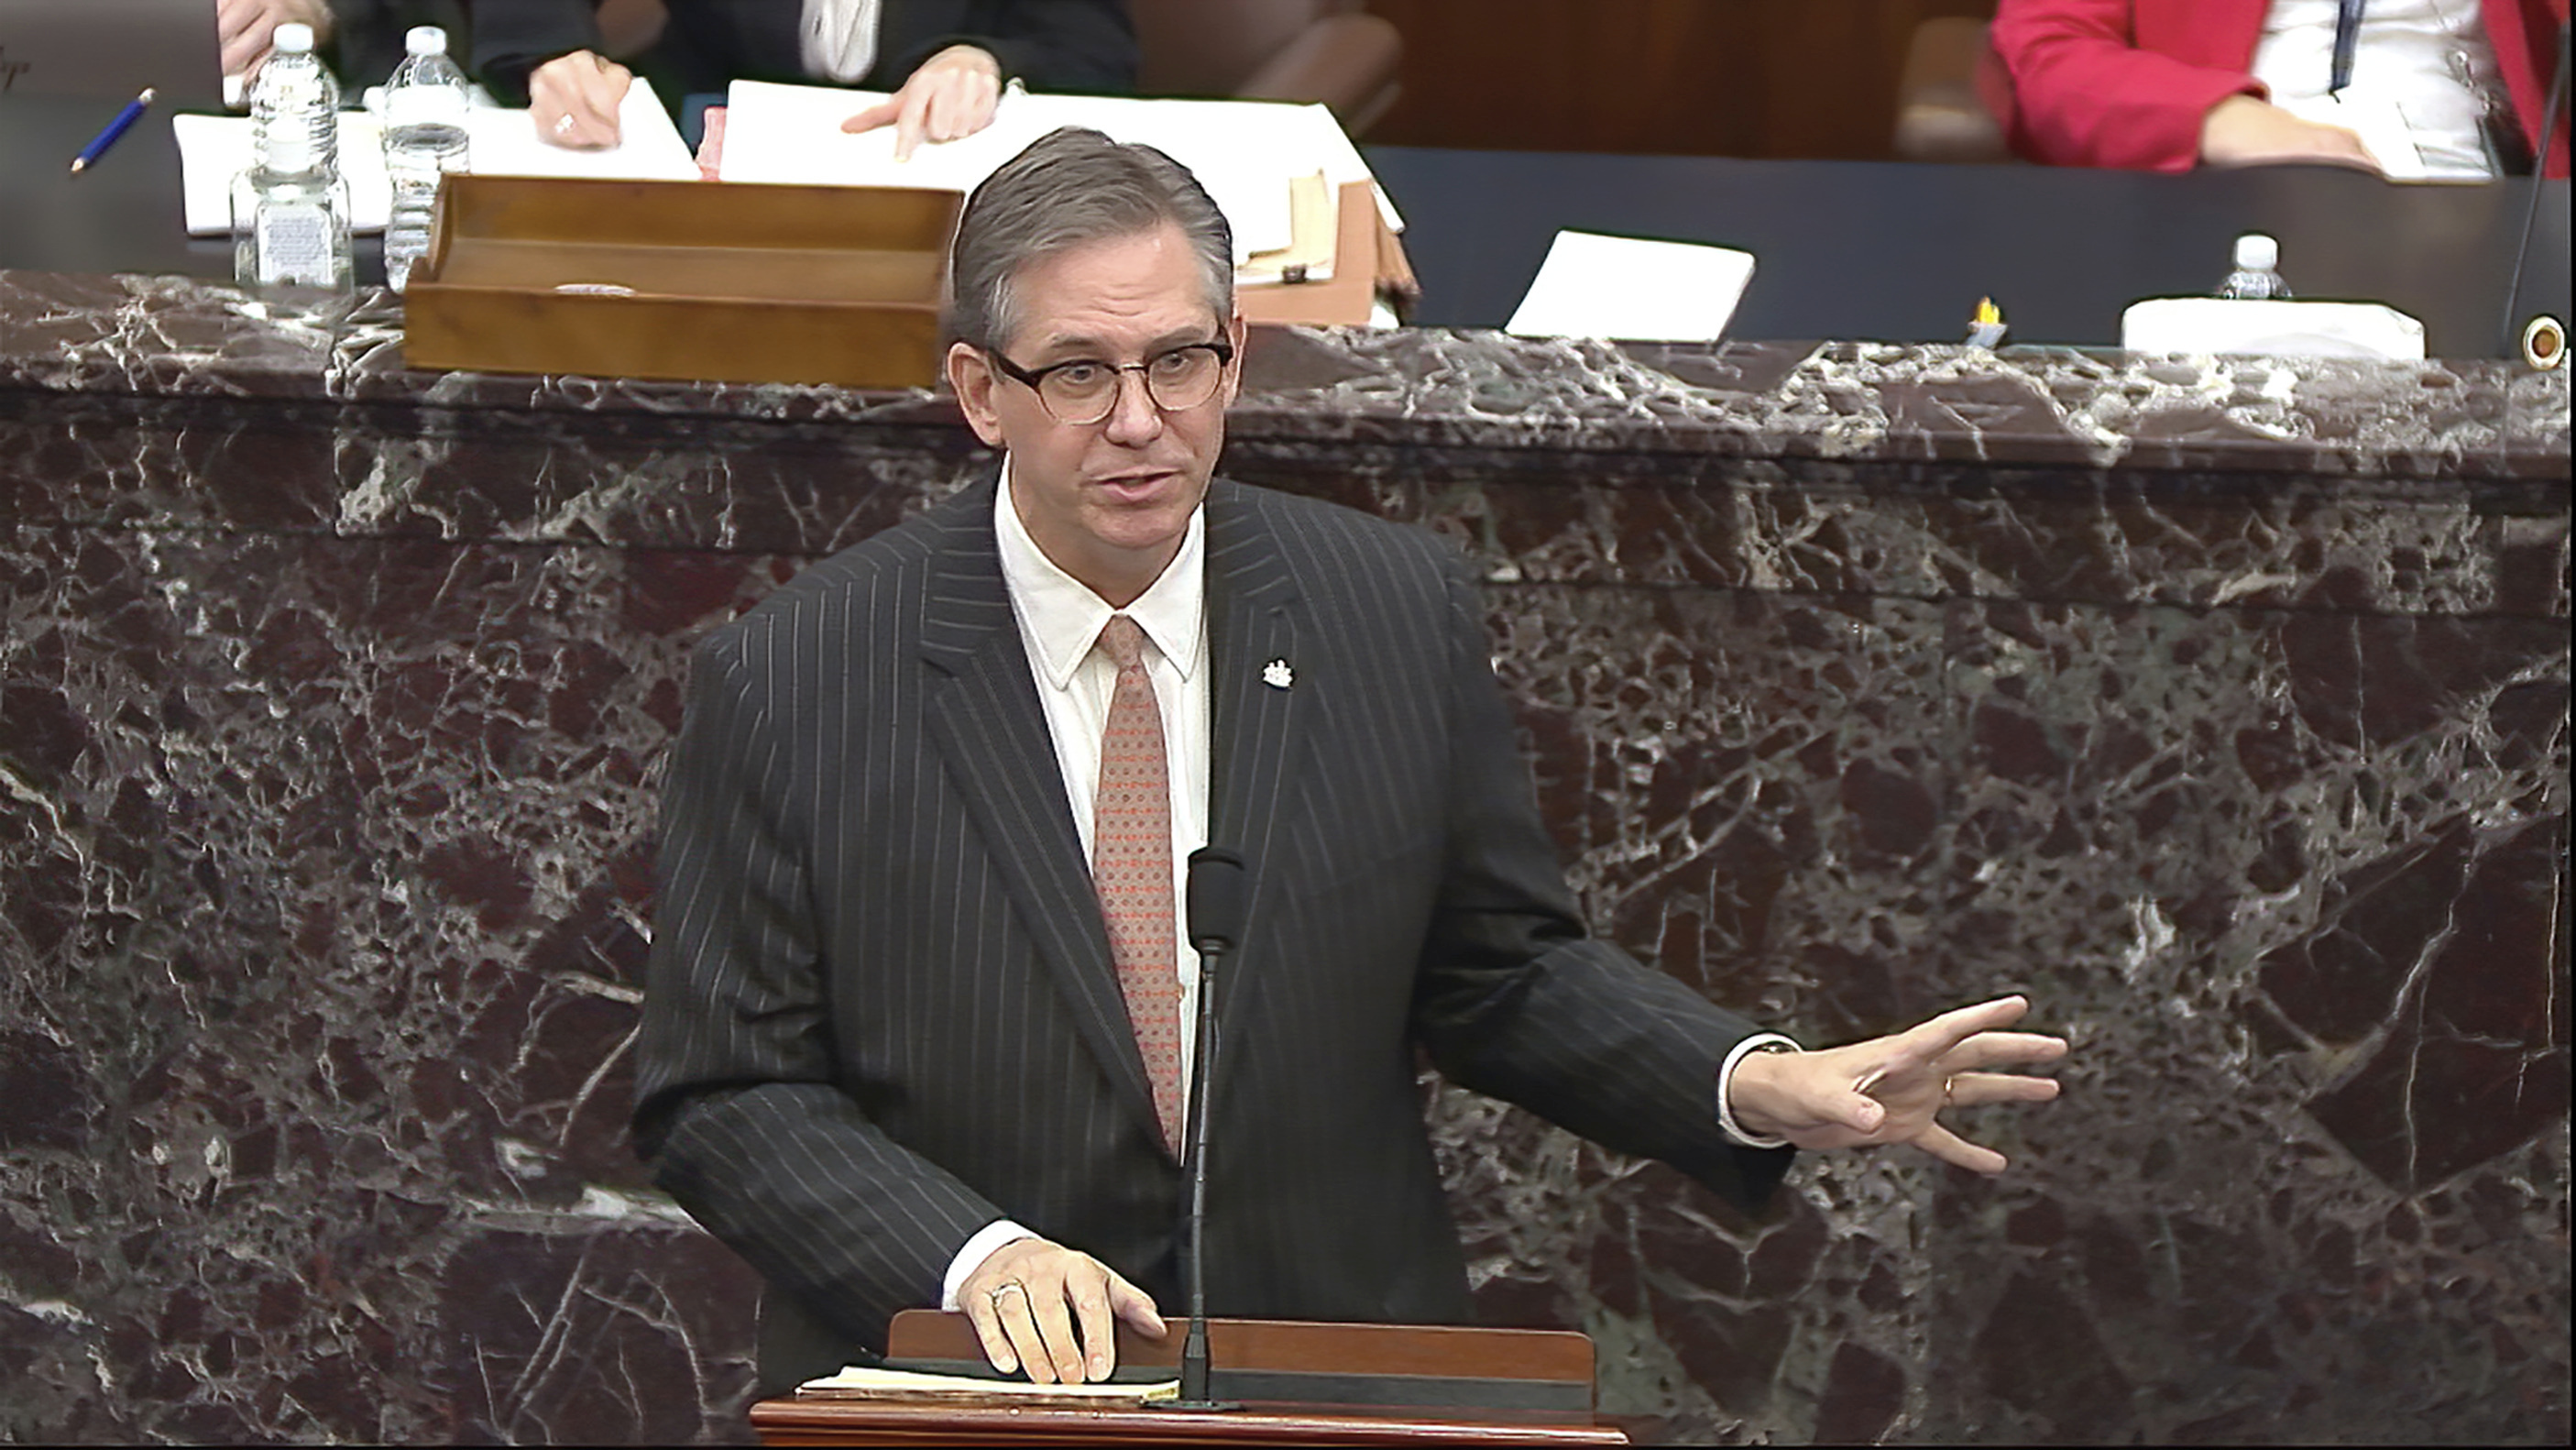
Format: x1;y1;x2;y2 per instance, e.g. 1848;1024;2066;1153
994;456;1206;691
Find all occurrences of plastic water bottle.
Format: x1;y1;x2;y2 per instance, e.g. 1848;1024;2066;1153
231;22;352;291
2215;233;2292;300
380;26;472;292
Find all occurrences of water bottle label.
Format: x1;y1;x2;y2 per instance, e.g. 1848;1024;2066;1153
387;89;466;130
257;203;334;286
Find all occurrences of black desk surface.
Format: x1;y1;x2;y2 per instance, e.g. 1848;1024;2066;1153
1367;147;2568;358
3;94;378;285
4;94;2563;358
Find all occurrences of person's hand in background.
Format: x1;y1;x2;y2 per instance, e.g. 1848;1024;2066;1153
530;49;635;149
840;44;1004;159
215;0;334;85
2198;93;2384;172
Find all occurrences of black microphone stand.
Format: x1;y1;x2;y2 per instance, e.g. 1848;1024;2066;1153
1165;846;1245;1411
2497;21;2571;359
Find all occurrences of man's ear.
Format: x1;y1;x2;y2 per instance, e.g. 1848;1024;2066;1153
1219;309;1248;407
948;341;1007;447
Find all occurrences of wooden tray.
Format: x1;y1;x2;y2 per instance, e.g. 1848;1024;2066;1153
403;174;960;388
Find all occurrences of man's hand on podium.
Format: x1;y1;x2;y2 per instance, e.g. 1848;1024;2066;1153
1726;995;2068;1173
959;1236;1167;1383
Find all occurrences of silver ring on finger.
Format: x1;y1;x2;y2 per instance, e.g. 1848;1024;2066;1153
986;1280;1027;1310
1942;1075;1956;1108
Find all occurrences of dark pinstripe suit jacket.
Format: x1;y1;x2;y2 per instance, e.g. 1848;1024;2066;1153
635;475;1793;1391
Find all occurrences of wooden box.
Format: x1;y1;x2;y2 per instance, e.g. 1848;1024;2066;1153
402;174;960;388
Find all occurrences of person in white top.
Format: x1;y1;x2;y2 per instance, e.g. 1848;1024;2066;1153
1993;0;2569;177
2245;0;2517;175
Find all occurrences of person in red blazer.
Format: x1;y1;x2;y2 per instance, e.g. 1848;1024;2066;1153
1992;0;2570;175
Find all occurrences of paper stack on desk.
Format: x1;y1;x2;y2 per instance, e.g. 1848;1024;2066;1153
2120;297;2428;359
170;81;699;236
797;1364;1179;1405
716;82;1398;282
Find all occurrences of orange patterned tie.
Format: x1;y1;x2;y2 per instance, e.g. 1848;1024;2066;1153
1092;615;1183;1151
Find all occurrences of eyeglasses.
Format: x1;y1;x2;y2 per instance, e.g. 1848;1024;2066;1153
983;340;1235;425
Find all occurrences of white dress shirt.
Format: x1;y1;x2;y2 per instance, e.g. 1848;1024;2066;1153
939;458;1792;1309
942;459;1213;1307
801;0;883;82
2252;0;2507;178
993;458;1214;1082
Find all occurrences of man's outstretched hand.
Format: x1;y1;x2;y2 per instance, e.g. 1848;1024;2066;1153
958;1236;1167;1383
1727;995;2067;1173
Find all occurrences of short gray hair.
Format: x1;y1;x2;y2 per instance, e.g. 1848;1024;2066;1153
947;126;1233;352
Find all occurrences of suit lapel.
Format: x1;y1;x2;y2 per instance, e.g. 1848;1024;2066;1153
1202;480;1308;1055
915;482;1163;1141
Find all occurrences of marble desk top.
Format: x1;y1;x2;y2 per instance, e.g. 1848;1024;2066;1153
4;270;2566;489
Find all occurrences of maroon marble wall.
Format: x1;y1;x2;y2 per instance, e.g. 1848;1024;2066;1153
1;275;2566;1443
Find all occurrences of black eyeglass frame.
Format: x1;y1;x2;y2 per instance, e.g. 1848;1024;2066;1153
981;340;1239;423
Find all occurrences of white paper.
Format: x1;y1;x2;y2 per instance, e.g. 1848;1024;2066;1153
1505;231;1756;342
175;111;394;234
2120;297;2426;360
462;81;699;183
174;82;698;236
797;1364;1178;1401
716;82;1395;264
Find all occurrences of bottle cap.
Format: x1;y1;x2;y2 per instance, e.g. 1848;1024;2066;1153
405;26;450;56
273;22;315;53
2233;233;2279;272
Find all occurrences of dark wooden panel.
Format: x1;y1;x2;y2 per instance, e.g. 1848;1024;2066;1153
1363;0;1997;159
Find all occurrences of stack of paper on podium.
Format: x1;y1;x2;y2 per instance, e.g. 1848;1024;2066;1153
798;1363;1180;1405
171;81;700;236
2120;297;2428;359
717;82;1405;322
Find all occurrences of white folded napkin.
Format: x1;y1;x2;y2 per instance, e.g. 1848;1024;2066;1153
2121;298;2427;360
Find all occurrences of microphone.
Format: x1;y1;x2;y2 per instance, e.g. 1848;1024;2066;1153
2498;21;2571;360
1187;846;1248;955
1171;846;1246;1411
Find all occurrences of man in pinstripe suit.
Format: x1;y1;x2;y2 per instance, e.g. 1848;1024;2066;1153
636;127;2069;1393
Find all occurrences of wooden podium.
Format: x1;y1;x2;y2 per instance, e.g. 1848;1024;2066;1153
748;1313;1628;1445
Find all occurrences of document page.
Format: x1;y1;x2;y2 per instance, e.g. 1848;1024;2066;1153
461;81;699;182
1505;230;1756;342
717;82;1396;264
798;1364;1179;1404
